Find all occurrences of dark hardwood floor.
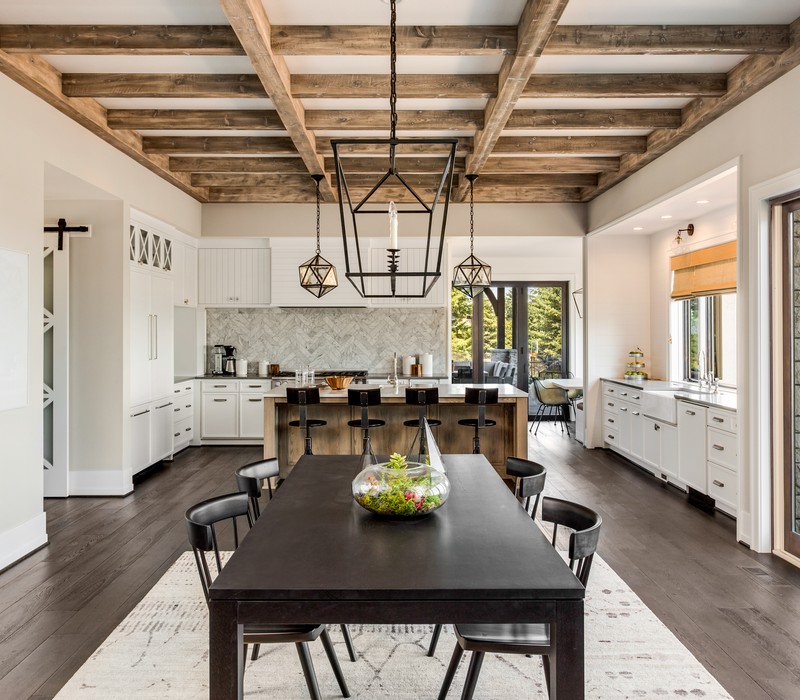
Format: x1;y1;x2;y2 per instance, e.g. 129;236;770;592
1;434;799;699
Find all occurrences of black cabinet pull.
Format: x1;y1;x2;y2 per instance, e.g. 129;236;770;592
713;479;724;487
213;398;227;402
713;416;724;423
712;444;724;451
131;409;150;417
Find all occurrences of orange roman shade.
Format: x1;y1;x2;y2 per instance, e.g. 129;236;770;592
670;241;737;299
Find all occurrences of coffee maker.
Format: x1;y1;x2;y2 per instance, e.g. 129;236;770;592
223;346;237;375
212;345;225;375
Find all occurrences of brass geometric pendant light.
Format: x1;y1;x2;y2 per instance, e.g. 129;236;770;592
299;174;338;298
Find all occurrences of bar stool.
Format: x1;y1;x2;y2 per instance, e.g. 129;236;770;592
347;387;385;463
457;387;498;454
403;386;442;460
286;386;327;456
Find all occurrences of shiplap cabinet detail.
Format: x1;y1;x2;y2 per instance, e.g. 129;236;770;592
368;247;447;307
198;248;271;307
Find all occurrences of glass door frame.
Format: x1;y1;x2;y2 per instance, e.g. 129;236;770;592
467;281;570;391
780;197;800;558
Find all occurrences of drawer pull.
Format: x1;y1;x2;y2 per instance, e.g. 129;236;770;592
608;418;615;424
248;398;261;402
131;409;150;417
713;479;725;488
632;411;640;416
608;388;614;393
685;410;696;416
174;407;180;412
632;395;640;400
174;389;180;394
155;402;173;410
174;432;180;438
185;427;191;432
620;407;628;412
654;424;660;431
248;384;261;388
607;402;615;407
620;391;628;396
213;398;227;403
607;434;615;440
186;404;192;408
712;416;724;423
712;444;724;451
213;384;227;388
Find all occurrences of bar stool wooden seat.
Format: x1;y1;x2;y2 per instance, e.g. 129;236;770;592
347;387;385;463
287;386;327;456
402;386;441;459
457;387;498;454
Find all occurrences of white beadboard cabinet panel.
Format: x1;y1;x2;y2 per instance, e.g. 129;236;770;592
368;246;446;307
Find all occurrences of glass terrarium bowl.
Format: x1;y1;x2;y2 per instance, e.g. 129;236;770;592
352;461;450;519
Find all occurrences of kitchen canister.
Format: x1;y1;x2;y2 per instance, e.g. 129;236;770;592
258;360;269;377
236;358;248;377
420;352;433;377
402;355;415;376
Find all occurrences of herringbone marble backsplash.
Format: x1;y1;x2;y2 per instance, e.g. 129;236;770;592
206;307;447;374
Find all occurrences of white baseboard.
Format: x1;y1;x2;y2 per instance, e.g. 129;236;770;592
0;512;48;571
69;469;133;496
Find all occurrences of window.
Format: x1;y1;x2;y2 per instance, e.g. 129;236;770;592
673;293;736;386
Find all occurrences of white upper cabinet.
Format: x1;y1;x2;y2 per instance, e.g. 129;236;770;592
270;242;365;307
199;247;271;307
129;223;172;272
172;240;198;307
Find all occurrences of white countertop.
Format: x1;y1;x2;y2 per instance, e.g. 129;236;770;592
602;377;737;412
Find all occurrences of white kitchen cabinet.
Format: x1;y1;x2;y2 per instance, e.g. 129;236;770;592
239;394;265;438
129;222;172;272
706;407;738;516
129;403;152;475
629;406;644;462
172;241;198;307
198;248;270;307
677;401;707;492
149;274;174;399
150;399;174;463
643;417;678;480
130;268;152;406
202;393;239;438
172;380;195;453
270;244;365;307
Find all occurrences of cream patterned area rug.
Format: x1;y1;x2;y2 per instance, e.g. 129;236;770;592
55;552;732;699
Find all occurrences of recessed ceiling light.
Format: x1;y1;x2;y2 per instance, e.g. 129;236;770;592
660;215;672;219
696;199;710;204
633;226;644;231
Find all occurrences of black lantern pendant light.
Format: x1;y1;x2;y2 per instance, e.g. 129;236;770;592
299;174;338;298
330;0;457;298
453;174;491;298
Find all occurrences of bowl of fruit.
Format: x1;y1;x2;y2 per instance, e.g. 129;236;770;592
352;453;450;519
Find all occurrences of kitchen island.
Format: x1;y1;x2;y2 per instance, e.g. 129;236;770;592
262;383;528;478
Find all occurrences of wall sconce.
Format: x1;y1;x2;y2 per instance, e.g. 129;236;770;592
675;223;694;245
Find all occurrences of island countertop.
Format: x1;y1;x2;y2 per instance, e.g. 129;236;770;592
262;382;527;400
263;383;528;478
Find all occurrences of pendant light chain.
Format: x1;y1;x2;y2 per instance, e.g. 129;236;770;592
315;176;321;254
389;0;398;141
469;176;475;253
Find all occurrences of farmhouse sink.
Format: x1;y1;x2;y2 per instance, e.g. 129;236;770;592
642;390;678;424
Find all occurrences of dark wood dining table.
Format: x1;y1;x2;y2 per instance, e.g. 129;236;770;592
208;454;586;699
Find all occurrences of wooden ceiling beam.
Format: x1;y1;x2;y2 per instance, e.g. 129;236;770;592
584;16;800;201
0;48;205;201
2;24;788;57
522;73;727;98
492;135;646;154
291;73;496;99
142;136;298;155
218;0;333;200
193;172;457;189
324;156;466;174
170;156;307;173
0;24;243;54
108;109;285;130
316;136;473;156
458;0;570;201
62;73;268;98
545;24;789;55
305;110;484;130
482;157;618;174
506;109;681;129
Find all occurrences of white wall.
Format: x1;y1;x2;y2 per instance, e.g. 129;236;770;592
584;234;651;449
587;65;800;551
202;202;587;238
0;72;201;568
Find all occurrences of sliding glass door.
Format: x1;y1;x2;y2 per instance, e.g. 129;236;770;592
780;198;800;558
451;282;569;391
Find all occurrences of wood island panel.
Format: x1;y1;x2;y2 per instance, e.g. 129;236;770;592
263;384;529;479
